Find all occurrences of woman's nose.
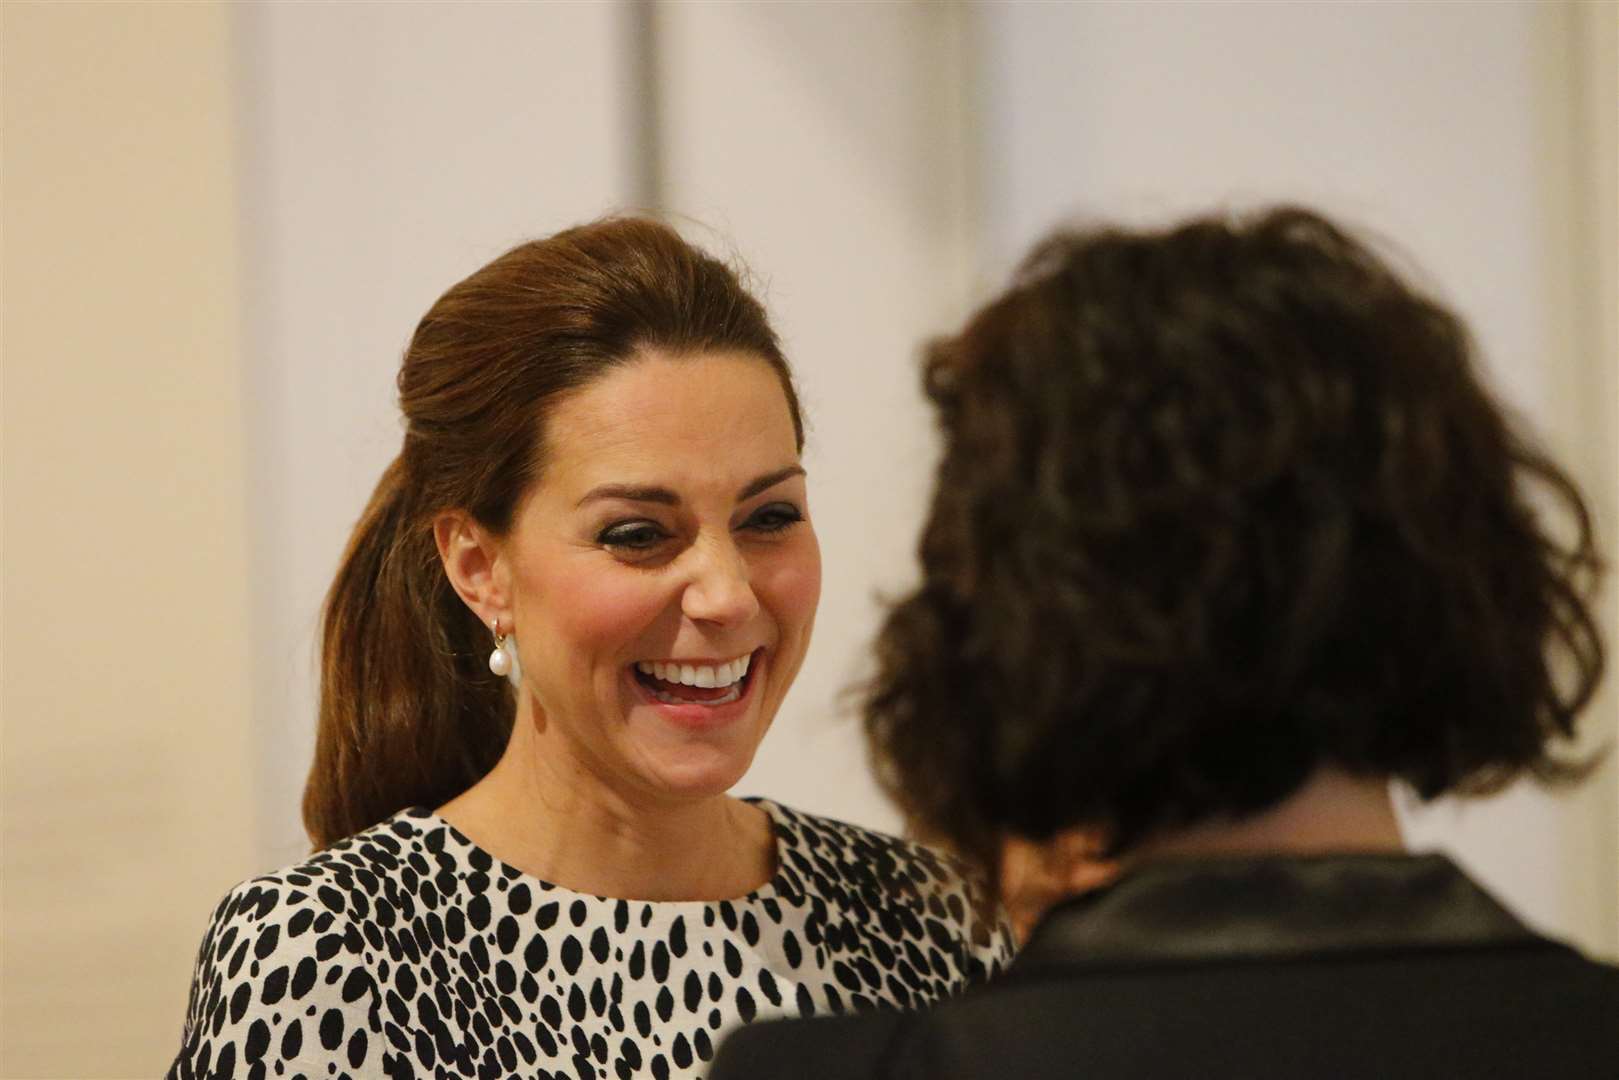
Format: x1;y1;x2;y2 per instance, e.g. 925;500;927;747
682;538;761;626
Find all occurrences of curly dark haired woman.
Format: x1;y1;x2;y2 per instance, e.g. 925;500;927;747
713;206;1618;1078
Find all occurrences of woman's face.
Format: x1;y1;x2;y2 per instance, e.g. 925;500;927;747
501;351;820;804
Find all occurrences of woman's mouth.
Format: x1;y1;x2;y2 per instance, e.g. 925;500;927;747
632;651;756;706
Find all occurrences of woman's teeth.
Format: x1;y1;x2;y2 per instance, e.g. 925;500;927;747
635;654;752;689
633;654;753;707
646;682;742;706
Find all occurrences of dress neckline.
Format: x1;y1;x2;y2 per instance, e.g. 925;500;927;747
395;796;798;909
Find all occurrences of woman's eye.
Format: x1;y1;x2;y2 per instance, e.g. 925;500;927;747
745;503;804;533
597;521;669;550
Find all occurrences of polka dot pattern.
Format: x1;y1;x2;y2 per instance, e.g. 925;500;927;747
167;800;1012;1079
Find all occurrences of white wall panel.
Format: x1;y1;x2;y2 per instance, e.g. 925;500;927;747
234;1;635;866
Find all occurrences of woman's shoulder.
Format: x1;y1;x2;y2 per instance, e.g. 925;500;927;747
168;810;441;1077
761;799;972;899
186;808;440;988
756;799;1016;979
209;807;440;921
191;810;446;988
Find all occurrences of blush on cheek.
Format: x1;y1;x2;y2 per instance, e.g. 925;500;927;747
757;555;822;677
523;563;671;673
765;548;822;622
777;566;821;624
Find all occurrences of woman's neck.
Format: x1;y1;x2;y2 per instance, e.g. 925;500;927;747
999;768;1406;942
1128;768;1405;863
435;706;777;902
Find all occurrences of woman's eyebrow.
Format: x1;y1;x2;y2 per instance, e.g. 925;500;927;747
576;465;805;509
576;484;679;508
736;465;806;501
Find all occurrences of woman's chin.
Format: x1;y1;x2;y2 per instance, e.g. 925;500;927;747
634;747;757;801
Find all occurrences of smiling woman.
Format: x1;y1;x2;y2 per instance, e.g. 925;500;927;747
166;219;1011;1080
432;352;822;899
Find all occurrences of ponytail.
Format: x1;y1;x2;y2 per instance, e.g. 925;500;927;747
303;456;512;848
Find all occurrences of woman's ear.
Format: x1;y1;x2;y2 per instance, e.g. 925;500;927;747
433;510;510;628
999;827;1119;944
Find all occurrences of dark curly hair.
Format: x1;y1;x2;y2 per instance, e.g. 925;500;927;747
865;206;1605;881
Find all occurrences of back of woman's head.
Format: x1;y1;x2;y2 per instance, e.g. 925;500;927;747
307;218;800;848
867;206;1604;874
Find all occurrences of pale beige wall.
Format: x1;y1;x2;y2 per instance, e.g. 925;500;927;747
1539;0;1619;955
2;3;256;1076
1570;0;1619;936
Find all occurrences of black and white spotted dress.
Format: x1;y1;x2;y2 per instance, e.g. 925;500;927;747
167;799;1014;1080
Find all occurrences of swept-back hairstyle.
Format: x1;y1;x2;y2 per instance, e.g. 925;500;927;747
306;219;801;848
866;206;1604;880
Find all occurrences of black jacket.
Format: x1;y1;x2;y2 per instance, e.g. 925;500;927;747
711;854;1619;1079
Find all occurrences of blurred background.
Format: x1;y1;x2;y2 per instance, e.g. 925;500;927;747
3;2;1615;1075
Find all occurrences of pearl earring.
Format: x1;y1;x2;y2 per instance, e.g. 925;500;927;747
488;619;513;677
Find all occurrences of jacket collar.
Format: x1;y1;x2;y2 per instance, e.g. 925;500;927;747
1014;852;1540;974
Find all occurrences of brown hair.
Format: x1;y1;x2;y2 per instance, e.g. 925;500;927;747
305;218;801;848
865;206;1604;882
